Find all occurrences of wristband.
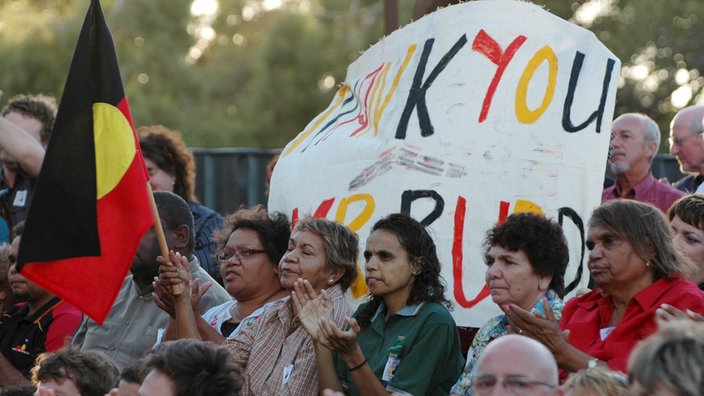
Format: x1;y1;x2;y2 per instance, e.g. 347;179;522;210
348;358;367;372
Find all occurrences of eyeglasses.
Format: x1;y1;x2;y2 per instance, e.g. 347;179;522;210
668;130;703;147
472;375;556;395
215;249;267;262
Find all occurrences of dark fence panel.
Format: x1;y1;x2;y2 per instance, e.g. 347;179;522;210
193;150;686;217
192;148;279;216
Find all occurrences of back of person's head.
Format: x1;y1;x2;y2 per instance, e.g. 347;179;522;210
590;199;691;281
1;93;57;144
668;194;704;230
562;368;628;396
484;212;568;297
154;191;195;251
141;339;242;396
138;125;196;202
294;217;358;291
214;205;290;265
628;319;704;396
371;213;451;307
30;347;119;396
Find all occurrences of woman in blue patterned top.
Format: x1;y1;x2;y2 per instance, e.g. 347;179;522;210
450;212;569;396
138;125;224;284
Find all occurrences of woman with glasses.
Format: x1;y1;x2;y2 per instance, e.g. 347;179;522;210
158;216;359;395
154;205;290;342
295;213;464;395
451;212;569;396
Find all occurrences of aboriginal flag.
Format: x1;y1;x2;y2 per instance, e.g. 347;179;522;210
16;0;153;324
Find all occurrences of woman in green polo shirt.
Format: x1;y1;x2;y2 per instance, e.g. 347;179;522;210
294;213;465;395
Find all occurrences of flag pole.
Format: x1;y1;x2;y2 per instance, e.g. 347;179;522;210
147;183;184;295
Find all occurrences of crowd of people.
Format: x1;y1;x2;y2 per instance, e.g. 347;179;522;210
1;81;704;395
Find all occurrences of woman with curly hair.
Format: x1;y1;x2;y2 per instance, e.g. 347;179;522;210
295;213;464;395
138;125;224;283
451;212;569;396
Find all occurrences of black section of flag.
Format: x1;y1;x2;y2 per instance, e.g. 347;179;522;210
17;0;124;267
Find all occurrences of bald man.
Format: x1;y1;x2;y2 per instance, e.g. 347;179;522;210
603;113;683;213
471;335;562;396
669;105;704;193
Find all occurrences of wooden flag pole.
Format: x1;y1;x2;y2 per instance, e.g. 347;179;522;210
147;183;184;295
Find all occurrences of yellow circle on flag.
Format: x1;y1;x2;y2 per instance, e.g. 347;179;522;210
93;102;135;199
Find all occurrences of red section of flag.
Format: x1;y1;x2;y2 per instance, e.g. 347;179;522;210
16;0;153;324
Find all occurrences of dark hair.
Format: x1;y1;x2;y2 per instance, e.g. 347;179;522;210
119;358;145;385
30;348;119;396
484;212;568;297
138;125;197;202
668;194;704;231
294;217;359;291
154;191;196;251
590;199;691;281
141;339;242;396
213;205;290;267
357;213;451;327
2;93;57;144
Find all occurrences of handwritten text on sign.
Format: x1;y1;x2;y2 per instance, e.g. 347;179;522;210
269;0;620;327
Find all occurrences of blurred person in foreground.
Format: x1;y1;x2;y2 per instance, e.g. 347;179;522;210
451;212;568;396
31;348;119;396
505;199;704;374
561;367;627;396
138;125;224;284
138;339;241;396
628;319;704;396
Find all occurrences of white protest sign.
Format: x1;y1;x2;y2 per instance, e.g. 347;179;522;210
269;0;620;327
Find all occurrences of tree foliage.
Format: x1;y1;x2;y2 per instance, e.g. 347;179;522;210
1;0;703;151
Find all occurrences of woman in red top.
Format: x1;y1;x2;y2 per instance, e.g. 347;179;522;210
504;199;704;374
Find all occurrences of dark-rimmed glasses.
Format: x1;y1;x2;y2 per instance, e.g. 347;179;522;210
215;249;267;262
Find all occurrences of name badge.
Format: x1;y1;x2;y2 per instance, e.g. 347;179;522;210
13;190;27;207
282;364;293;386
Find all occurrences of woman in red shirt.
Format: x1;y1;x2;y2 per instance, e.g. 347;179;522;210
504;199;704;374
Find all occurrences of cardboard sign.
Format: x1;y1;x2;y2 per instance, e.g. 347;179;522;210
269;0;620;326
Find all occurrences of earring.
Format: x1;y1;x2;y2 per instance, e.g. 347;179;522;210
646;261;651;268
328;278;335;285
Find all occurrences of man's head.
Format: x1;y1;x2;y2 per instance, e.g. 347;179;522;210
670;105;704;174
608;113;659;176
473;335;562;395
8;222;50;305
131;191;194;285
139;339;242;396
31;348;119;396
1;94;57;169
